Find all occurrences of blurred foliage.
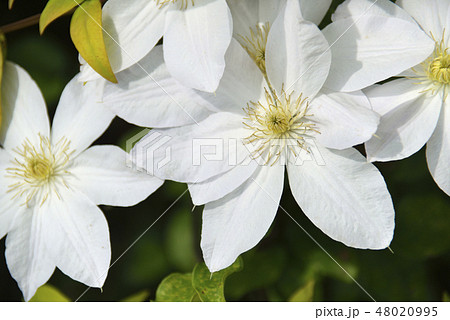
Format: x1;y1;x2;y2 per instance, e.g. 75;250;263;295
155;258;242;302
29;284;70;302
0;0;449;302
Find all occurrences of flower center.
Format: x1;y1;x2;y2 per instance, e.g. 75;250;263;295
427;48;450;84
156;0;193;9
238;23;270;74
243;88;318;165
412;30;450;98
6;135;74;206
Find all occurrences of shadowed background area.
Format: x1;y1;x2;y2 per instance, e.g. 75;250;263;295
0;0;449;302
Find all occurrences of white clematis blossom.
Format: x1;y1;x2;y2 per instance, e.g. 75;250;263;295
123;0;396;272
356;0;450;196
79;0;233;93
0;62;164;300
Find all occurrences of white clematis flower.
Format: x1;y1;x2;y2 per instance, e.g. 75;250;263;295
126;0;395;272
322;0;435;92
79;0;233;93
0;62;163;300
360;0;450;196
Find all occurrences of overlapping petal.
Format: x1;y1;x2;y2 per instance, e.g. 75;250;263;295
398;0;450;43
427;104;450;196
132;112;248;183
201;165;284;272
5;208;56;301
323;14;434;92
51;76;115;157
43;189;111;289
103;46;214;128
188;160;258;205
310;90;379;150
266;0;331;99
69;145;164;206
365;79;443;162
287;146;395;249
0;62;50;151
164;0;232;92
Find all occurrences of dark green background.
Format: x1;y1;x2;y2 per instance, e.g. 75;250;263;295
0;0;449;302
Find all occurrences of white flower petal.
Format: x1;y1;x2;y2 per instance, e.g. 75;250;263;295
103;46;213;128
198;39;265;115
310;90;379;150
188;160;258;205
365;80;443;162
0;62;50;151
69;145;164;206
78;0;166;81
132;112;248;183
51;76;115;157
228;0;282;37
201;165;284;272
398;0;449;42
44;189;111;288
300;0;332;25
332;0;414;23
164;0;233;92
427;103;450;196
287;146;395;249
5;208;56;301
323;15;434;92
0;149;17;239
266;0;331;99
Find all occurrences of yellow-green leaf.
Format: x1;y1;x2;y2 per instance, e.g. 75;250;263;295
0;33;6;130
289;280;315;302
29;284;71;302
120;290;150;302
70;0;117;83
8;0;15;9
444;292;450;302
192;257;243;302
155;273;198;302
40;0;85;34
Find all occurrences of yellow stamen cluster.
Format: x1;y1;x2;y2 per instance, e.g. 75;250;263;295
412;30;450;98
157;0;193;9
6;135;73;206
243;88;318;165
239;23;270;74
426;38;450;84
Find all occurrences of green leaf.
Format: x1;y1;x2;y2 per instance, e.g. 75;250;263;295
121;290;150;302
443;292;450;302
155;273;198;302
192;258;243;302
29;284;71;302
8;0;15;9
40;0;84;34
289;280;315;302
0;33;6;130
70;0;117;83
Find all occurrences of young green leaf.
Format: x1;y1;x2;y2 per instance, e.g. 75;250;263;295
8;0;15;9
70;0;117;83
192;258;243;302
29;284;71;302
155;273;198;302
40;0;84;34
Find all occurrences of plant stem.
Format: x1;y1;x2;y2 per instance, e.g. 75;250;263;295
0;14;41;34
